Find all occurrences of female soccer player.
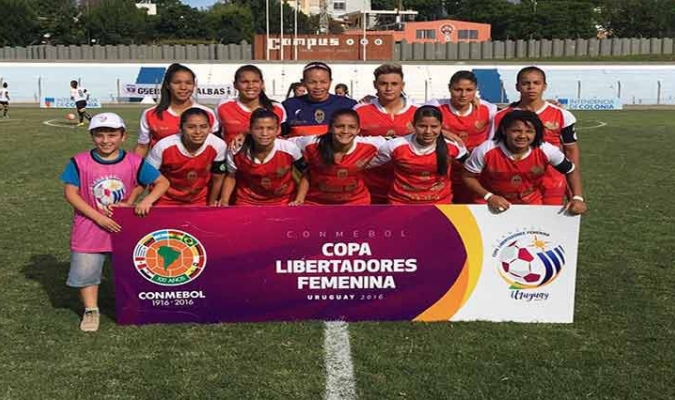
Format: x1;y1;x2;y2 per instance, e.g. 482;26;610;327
282;62;357;137
369;105;468;204
134;63;219;157
216;65;287;146
146;107;227;206
69;80;91;127
428;70;497;203
220;109;308;206
335;83;349;97
463;110;586;214
492;66;579;205
0;82;10;118
292;109;385;205
355;63;418;203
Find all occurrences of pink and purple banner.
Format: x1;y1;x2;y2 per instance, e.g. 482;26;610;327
111;206;487;325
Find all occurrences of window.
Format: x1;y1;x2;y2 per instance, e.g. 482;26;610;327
415;29;436;40
333;2;345;10
458;30;479;40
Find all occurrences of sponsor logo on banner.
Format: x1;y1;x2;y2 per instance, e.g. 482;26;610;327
40;97;102;109
493;229;565;301
121;84;235;99
133;229;207;286
557;98;623;110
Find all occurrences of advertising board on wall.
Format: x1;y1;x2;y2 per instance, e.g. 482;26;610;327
254;34;394;60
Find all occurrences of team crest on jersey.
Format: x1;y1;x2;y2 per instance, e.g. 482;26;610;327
314;109;326;123
276;166;290;177
511;175;523;187
92;176;126;208
544;121;560;131
475;120;487;130
187;170;198;182
530;165;545;176
458;131;469;140
261;177;272;189
337;169;349;179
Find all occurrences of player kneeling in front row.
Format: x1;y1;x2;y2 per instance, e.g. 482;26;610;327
60;113;169;332
462;110;587;215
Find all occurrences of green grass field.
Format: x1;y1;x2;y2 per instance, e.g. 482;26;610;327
1;107;673;400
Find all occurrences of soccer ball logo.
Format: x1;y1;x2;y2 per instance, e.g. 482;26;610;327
497;235;565;289
93;178;126;208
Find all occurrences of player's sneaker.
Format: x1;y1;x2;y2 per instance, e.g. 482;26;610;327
80;309;100;332
77;122;85;127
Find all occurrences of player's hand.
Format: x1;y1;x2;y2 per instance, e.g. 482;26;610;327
134;199;153;216
547;99;564;108
96;215;121;233
441;129;465;146
288;200;304;206
564;199;587;215
487;196;510;214
208;200;221;207
231;134;245;151
359;95;375;104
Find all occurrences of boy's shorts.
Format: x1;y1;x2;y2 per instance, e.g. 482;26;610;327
66;252;109;287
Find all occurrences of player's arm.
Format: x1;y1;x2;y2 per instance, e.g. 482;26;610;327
219;173;236;206
462;145;510;213
290;170;310;206
135;175;169;216
208;159;227;206
64;184;121;232
545;143;586;215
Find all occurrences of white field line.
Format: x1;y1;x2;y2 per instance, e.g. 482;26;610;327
43;119;78;129
324;321;357;400
577;121;607;130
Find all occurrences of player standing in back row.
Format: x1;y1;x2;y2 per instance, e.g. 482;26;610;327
493;66;580;205
70;80;92;127
0;82;10;118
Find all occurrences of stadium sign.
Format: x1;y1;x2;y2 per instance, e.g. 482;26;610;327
121;83;236;99
40;97;102;109
557;98;623;110
112;205;580;325
254;34;394;60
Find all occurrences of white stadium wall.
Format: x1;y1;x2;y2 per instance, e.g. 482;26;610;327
1;62;674;105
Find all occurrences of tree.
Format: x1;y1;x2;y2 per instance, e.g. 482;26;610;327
151;2;210;42
36;0;85;45
0;0;40;46
597;0;675;37
205;3;254;43
81;0;148;45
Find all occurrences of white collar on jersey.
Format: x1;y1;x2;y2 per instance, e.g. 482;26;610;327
498;141;532;160
372;96;412;115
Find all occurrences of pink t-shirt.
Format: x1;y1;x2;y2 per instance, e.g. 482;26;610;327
68;150;143;252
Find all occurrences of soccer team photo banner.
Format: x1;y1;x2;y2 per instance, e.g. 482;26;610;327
111;206;580;325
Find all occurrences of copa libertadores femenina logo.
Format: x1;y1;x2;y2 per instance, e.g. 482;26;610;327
133;229;207;286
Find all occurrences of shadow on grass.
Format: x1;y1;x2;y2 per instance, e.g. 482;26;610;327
22;254;117;320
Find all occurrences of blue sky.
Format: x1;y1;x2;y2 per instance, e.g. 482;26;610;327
182;0;218;9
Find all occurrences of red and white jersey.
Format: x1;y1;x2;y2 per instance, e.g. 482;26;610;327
216;99;287;145
371;134;467;204
146;134;226;206
492;102;577;148
291;135;386;205
355;98;418;138
138;103;219;148
428;99;497;150
227;139;303;205
465;140;568;204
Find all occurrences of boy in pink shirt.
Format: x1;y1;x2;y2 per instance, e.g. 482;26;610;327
60;113;169;332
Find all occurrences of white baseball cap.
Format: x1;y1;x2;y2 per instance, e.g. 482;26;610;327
88;113;126;131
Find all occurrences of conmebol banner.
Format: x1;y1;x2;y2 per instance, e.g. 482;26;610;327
111;206;580;325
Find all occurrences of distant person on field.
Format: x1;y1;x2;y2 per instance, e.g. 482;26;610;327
70;80;91;127
335;83;349;97
134;63;219;157
0;82;9;118
60;113;169;332
286;82;308;99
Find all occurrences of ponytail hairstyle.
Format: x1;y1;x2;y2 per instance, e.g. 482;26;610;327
241;108;280;159
234;64;275;112
156;63;196;120
413;105;448;176
516;66;547;84
179;107;211;131
449;70;477;87
494;110;544;148
286;82;304;99
317;108;360;166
